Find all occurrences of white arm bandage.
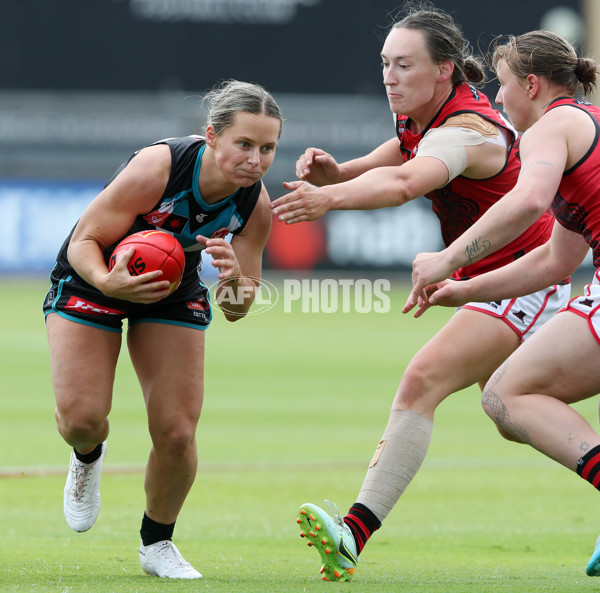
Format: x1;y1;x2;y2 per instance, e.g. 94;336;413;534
415;127;488;181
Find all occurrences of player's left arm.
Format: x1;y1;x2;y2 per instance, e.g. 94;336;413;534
406;222;589;317
203;184;272;321
408;117;568;306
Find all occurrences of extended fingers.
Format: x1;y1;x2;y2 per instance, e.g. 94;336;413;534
270;182;304;212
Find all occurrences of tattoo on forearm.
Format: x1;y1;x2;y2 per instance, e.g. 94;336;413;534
464;237;491;264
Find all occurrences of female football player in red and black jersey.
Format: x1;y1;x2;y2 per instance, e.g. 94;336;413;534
406;29;600;576
271;3;571;582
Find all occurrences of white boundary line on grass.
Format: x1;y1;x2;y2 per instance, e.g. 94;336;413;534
0;457;558;478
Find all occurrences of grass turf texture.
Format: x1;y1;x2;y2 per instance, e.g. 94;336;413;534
1;276;600;592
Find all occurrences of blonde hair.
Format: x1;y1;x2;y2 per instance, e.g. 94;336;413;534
202;79;283;137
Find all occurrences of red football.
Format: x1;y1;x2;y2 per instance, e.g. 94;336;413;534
109;230;185;294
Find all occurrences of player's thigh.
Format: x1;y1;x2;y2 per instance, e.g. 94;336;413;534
46;313;121;415
493;311;600;403
127;322;206;425
396;308;521;407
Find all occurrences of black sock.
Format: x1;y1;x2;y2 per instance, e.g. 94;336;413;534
577;444;600;489
343;503;381;555
74;443;103;464
140;512;176;547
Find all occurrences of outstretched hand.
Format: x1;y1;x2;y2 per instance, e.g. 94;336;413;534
405;250;455;311
295;147;341;186
402;278;471;317
270;180;330;224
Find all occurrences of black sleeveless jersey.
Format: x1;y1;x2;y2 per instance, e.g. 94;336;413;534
53;135;262;292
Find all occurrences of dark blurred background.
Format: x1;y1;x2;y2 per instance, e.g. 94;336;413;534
0;0;587;273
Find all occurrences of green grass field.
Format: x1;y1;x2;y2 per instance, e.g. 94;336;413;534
2;276;600;593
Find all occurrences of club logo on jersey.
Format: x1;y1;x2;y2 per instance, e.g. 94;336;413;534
164;213;188;232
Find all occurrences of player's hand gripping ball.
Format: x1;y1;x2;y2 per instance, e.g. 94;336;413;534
109;230;185;294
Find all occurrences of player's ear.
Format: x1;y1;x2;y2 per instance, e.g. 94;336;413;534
205;125;217;148
438;61;454;83
525;74;540;99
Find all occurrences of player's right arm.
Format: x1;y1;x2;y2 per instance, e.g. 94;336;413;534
273;154;449;224
272;118;509;224
67;145;172;302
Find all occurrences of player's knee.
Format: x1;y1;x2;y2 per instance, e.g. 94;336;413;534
150;421;197;457
56;407;106;443
495;424;522;442
394;363;439;411
481;384;511;431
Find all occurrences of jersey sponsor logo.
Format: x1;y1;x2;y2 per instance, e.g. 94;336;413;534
186;298;211;321
211;227;230;239
65;296;125;316
144;211;170;226
186;299;208;311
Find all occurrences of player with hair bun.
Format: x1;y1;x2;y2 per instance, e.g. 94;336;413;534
271;2;571;582
406;30;600;576
43;79;282;578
